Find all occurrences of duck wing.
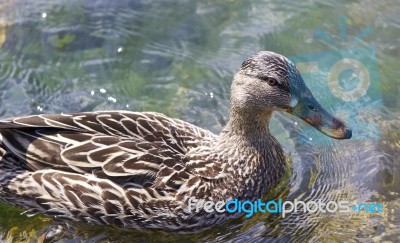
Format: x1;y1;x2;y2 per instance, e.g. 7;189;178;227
0;111;214;149
0;111;216;186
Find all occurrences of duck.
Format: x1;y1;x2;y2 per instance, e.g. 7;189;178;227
0;51;351;232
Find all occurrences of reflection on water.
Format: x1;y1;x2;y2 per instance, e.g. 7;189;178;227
0;0;399;242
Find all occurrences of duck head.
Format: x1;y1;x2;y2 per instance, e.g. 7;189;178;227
231;51;352;139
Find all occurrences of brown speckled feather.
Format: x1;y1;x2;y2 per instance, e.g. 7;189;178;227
0;111;215;181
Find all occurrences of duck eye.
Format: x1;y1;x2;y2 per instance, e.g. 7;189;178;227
265;77;278;86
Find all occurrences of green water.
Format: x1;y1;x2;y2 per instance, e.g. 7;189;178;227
0;0;399;242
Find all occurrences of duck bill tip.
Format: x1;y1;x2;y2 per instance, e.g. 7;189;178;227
286;107;352;140
320;125;352;139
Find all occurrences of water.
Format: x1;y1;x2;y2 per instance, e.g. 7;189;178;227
0;0;399;242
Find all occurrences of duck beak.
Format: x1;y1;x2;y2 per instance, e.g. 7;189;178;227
287;93;352;139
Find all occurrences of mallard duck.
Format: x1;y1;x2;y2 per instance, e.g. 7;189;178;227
0;51;351;232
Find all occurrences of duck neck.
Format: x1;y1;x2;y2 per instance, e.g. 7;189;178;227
222;108;272;139
216;108;285;199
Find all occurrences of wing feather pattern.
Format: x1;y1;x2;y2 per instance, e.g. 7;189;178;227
0;111;216;187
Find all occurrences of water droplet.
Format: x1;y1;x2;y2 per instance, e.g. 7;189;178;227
108;96;116;102
100;88;106;93
309;137;313;141
210;92;214;98
90;90;95;95
41;12;47;18
117;47;123;53
294;122;298;125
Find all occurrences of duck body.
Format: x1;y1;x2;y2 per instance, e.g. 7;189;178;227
0;111;284;231
0;51;351;231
